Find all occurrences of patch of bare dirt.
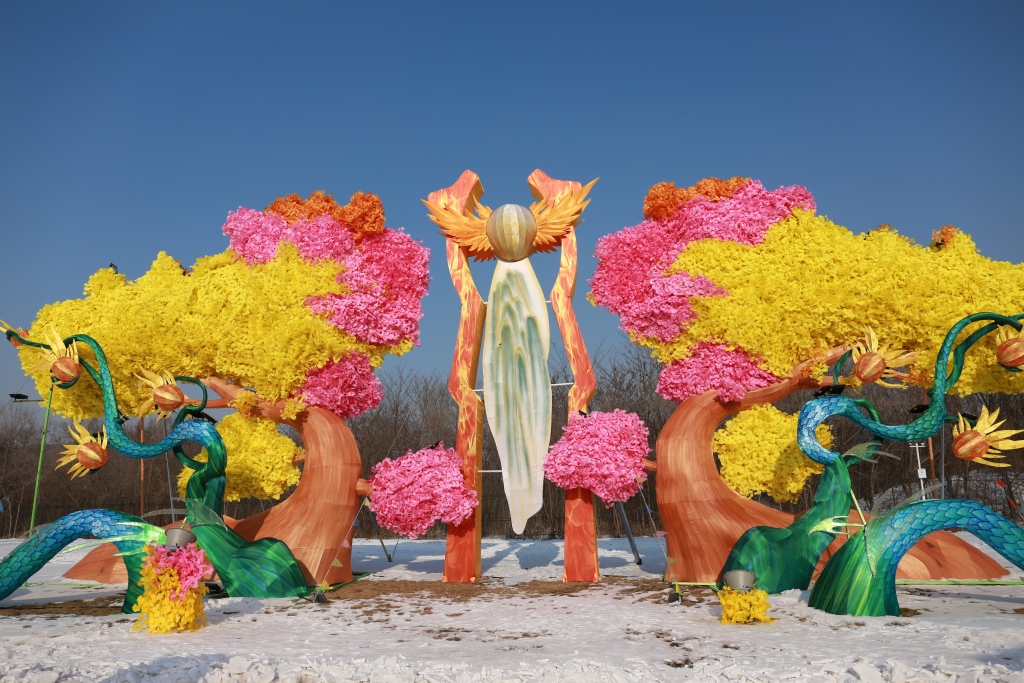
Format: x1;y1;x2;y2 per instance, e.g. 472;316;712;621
324;578;610;604
0;596;126;617
325;579;488;603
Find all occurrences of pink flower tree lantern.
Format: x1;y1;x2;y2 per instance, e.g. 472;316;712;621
368;444;479;539
543;410;651;505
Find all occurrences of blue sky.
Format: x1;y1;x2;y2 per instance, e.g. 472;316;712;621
1;2;1022;398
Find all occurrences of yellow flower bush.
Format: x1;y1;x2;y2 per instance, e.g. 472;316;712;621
713;404;831;503
717;586;773;624
178;413;301;501
648;215;1024;396
132;548;208;634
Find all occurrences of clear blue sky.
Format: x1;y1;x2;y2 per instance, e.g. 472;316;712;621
1;2;1022;398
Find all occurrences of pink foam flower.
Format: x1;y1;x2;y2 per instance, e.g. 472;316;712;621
308;229;431;347
368;443;478;539
146;542;209;601
543;410;651;505
223;208;289;264
299;351;384;419
282;215;356;263
656;341;779;403
659;180;814;248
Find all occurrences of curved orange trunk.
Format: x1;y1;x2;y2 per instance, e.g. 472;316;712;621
657;363;1008;583
230;406;361;585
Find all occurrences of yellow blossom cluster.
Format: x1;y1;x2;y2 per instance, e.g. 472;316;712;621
18;244;402;421
713;404;830;503
649;213;1024;396
132;552;208;634
178;413;302;501
717;586;774;624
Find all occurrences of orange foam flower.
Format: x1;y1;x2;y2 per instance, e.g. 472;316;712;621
265;190;385;240
642;176;750;222
931;225;959;249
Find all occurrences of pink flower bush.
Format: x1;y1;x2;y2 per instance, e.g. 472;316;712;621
299;351;384;419
543;410;651;505
656;342;779;403
368;444;478;539
146;542;209;601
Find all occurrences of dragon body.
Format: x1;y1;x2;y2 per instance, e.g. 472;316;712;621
721;455;855;594
0;331;308;605
0;510;153;613
722;313;1024;613
809;499;1024;616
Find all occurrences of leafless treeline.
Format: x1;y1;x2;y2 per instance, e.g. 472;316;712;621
2;345;1023;539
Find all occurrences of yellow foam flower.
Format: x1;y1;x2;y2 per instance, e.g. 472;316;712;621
178;413;301;501
717;586;774;624
19;244;398;422
132;547;208;634
281;396;307;420
641;213;1024;396
713;404;830;503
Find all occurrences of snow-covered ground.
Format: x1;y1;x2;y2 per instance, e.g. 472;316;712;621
2;535;1024;682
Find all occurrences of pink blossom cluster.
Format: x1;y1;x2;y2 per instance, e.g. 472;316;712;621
147;542;209;601
222;207;430;347
368;444;478;539
590;181;814;343
655;341;779;403
543;410;651;505
299;351;384;419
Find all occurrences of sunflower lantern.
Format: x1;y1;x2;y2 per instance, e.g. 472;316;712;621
951;406;1023;467
0;319;24;348
995;326;1024;368
848;326;915;387
137;369;187;417
57;422;109;478
35;327;82;383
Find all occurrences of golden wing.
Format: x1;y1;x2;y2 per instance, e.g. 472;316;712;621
530;178;598;253
422;199;494;260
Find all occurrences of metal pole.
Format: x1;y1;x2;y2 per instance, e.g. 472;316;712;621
940;418;946;499
28;383;55;537
910;442;928;498
615;501;642;566
927;437;937;489
164;419;176;523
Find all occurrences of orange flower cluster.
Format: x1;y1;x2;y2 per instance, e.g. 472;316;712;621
265;190;385;240
642;176;750;221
